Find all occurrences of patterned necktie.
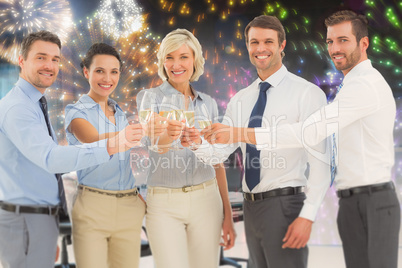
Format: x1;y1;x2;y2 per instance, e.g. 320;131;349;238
39;96;68;216
245;82;271;191
330;83;343;186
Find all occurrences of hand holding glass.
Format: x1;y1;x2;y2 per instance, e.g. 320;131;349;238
168;94;185;151
148;96;170;153
182;96;199;150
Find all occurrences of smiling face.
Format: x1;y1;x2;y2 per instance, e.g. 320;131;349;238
18;40;60;94
246;27;285;80
85;54;121;102
163;43;194;91
326;21;368;76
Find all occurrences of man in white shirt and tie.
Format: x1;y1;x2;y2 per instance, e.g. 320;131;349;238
176;15;330;268
202;10;400;268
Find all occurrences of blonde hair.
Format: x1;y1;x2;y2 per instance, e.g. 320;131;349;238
157;28;205;82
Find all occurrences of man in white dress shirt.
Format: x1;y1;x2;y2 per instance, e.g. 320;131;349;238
177;15;330;268
202;10;400;268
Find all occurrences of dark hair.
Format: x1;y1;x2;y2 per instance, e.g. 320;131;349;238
244;15;286;45
20;30;61;60
325;10;369;42
80;43;123;75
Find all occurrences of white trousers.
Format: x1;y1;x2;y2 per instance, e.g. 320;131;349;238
146;179;223;268
72;187;146;268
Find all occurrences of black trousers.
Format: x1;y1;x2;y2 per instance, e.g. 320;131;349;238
337;188;400;268
244;193;308;268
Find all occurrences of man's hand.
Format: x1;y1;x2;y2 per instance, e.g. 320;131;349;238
107;124;145;155
181;126;201;148
282;217;313;249
201;123;236;144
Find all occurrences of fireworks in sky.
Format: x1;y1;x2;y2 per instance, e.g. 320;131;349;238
96;0;144;39
0;0;73;64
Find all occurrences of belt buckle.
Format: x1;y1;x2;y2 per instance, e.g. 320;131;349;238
182;186;191;193
243;193;255;201
115;193;124;198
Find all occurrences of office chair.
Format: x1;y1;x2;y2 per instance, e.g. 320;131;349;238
54;218;75;268
141;226;152;257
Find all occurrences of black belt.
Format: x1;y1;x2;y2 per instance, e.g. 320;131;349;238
78;185;138;198
336;181;394;198
243;186;304;201
0;201;60;215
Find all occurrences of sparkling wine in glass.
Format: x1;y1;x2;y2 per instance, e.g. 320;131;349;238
184;95;195;128
138;91;158;147
148;96;170;153
183;96;198;149
169;94;185;151
138;109;152;124
196;103;212;131
198;120;212;129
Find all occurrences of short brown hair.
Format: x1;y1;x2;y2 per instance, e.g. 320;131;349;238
325;10;368;42
20;30;61;60
244;15;286;45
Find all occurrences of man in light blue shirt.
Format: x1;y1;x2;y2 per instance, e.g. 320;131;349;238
0;31;144;268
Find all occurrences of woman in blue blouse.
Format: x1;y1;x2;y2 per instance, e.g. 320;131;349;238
136;29;236;268
64;43;147;268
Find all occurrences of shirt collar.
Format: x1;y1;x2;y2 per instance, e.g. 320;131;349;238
159;80;204;101
342;59;372;85
77;94;122;112
256;64;287;89
16;77;45;103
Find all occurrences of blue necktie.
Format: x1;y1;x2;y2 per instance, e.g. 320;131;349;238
39;96;68;216
245;82;271;191
330;83;343;186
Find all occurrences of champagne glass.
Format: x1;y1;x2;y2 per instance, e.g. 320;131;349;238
183;96;197;149
196;103;212;130
148;96;170;153
138;91;157;147
168;94;185;151
183;96;195;128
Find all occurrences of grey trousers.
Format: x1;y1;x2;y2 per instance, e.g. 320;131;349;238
0;209;59;268
337;188;400;268
244;193;308;268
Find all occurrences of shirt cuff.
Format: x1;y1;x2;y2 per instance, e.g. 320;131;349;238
78;139;111;163
298;202;319;222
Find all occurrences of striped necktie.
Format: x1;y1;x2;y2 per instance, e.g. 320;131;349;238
39;96;68;216
245;82;271;191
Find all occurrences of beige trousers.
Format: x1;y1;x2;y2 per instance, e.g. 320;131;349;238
146;179;223;268
72;186;146;268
